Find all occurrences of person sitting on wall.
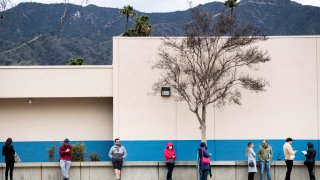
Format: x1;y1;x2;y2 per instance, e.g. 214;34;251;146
59;138;73;180
109;138;127;180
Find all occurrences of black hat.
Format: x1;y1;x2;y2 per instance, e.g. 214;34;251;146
64;138;70;143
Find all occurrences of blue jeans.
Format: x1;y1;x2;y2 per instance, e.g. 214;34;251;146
60;160;71;179
260;160;271;180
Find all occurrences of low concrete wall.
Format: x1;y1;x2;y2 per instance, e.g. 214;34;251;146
0;161;319;180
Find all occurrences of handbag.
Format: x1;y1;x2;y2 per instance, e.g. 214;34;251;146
201;148;210;164
14;152;21;163
248;160;254;167
167;158;175;163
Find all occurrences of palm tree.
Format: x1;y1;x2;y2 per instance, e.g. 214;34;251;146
120;5;136;33
134;15;152;36
224;0;239;14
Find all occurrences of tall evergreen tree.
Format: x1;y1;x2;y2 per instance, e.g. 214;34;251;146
224;0;239;14
134;15;152;36
120;5;136;33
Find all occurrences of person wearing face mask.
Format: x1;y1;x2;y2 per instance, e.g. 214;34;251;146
164;142;176;180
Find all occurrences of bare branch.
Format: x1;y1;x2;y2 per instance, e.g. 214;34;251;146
153;7;270;141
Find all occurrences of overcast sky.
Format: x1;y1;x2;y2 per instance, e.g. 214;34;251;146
12;0;320;12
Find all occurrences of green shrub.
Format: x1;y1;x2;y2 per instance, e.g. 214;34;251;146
69;57;84;65
48;146;56;162
72;143;85;162
89;152;100;161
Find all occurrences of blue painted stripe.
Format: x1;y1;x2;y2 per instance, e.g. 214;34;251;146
212;139;319;161
0;140;319;162
121;140;320;161
0;141;113;162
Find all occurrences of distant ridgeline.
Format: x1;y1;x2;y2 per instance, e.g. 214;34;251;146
0;0;319;65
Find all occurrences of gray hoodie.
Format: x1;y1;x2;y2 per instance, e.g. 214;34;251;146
109;145;127;161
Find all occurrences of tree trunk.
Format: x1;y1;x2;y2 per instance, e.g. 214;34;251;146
200;106;207;143
125;15;129;32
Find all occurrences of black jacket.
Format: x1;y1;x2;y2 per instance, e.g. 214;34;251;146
305;143;316;163
2;144;15;162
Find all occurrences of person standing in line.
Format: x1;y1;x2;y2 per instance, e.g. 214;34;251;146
283;138;297;180
258;140;273;180
2;138;15;180
246;142;257;180
164;142;176;180
198;142;211;180
304;142;316;180
59;138;73;180
109;138;127;180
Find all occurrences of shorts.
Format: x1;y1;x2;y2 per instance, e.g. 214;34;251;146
112;160;123;170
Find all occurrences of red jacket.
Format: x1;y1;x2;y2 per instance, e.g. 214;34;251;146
59;144;73;161
164;142;176;161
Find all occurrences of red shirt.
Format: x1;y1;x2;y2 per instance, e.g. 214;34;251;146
59;144;73;161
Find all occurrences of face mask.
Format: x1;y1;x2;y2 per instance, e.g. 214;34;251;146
169;146;173;150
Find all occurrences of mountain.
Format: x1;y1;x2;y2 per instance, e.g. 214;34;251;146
237;0;320;35
0;3;121;65
0;0;319;65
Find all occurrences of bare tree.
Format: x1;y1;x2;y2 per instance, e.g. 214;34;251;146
153;8;270;142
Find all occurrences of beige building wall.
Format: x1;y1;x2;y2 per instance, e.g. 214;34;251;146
0;66;113;98
113;36;320;140
0;98;113;141
113;37;181;140
318;37;320;140
215;37;319;140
